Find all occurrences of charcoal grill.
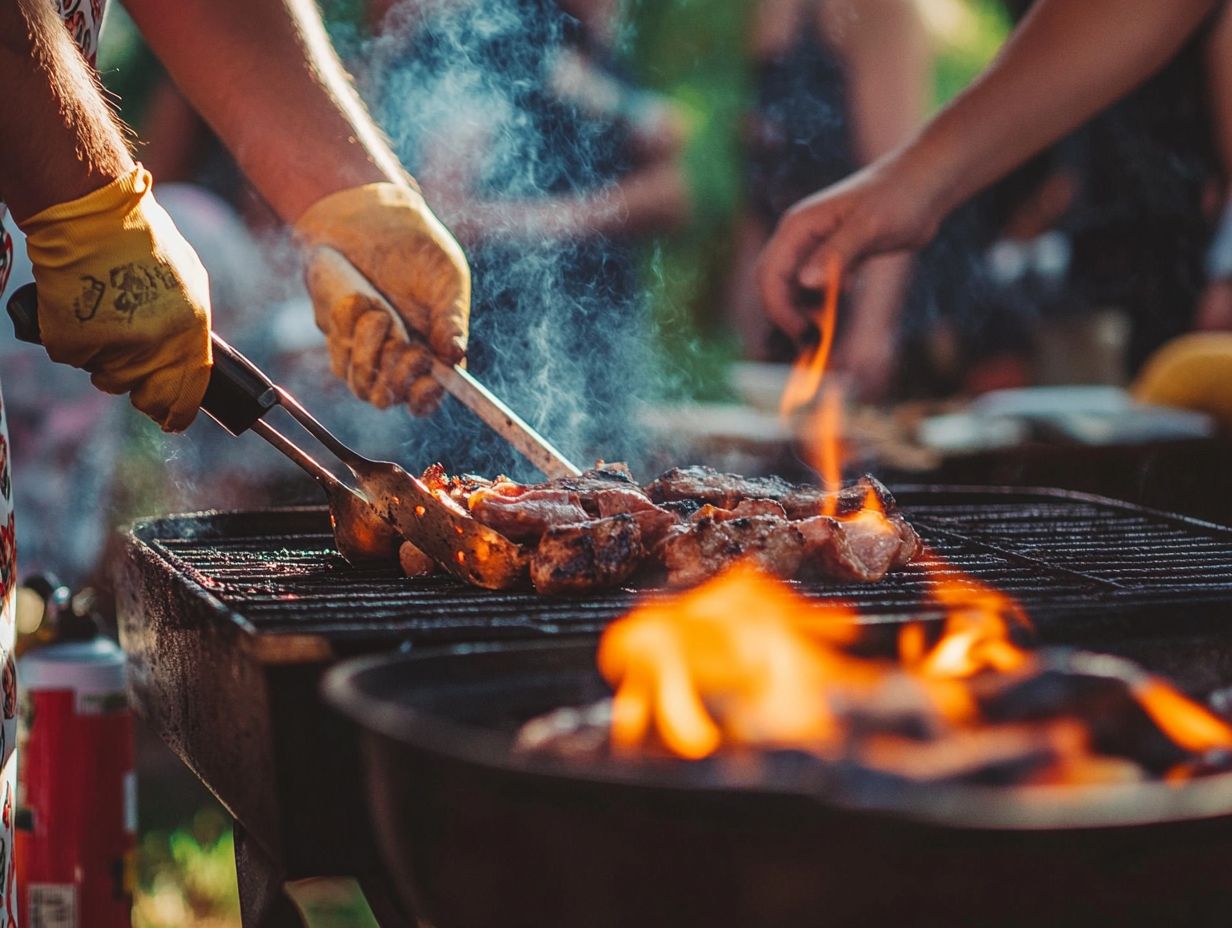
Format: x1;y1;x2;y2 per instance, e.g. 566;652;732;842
325;640;1232;928
116;486;1232;926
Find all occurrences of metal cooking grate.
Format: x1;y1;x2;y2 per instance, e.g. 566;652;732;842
133;488;1232;649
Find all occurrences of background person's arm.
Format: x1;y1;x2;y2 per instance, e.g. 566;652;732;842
759;0;1219;339
0;0;133;222
1197;2;1232;331
121;0;410;222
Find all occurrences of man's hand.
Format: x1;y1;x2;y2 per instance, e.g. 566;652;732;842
295;183;470;416
756;158;940;343
19;165;212;432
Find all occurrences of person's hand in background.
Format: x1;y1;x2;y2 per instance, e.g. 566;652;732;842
756;157;942;345
295;183;471;416
20;165;212;432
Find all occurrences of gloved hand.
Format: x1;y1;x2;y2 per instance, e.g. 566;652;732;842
19;164;212;432
294;183;470;416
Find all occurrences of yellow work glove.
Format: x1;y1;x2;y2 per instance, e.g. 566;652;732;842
1133;333;1232;430
19;165;212;432
295;183;470;416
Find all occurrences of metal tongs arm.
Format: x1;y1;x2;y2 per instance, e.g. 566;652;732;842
5;285;525;586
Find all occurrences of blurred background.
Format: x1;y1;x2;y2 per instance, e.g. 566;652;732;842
9;0;1232;922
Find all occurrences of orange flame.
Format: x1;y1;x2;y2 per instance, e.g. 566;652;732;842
1132;679;1232;754
779;254;842;418
778;255;846;511
901;551;1032;680
596;559;1232;785
598;565;865;759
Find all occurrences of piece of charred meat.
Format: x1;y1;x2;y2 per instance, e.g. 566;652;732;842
645;466;797;509
797;511;923;583
646;465;892;522
661;515;806;588
398;541;438;578
469;488;591;542
530;515;644;595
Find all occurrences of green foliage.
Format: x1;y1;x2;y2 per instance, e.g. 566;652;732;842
133;808;240;928
930;0;1013;107
627;0;751;401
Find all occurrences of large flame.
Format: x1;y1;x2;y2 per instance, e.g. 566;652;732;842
597;550;1232;779
598;565;864;759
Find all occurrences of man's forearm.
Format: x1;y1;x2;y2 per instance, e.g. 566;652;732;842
124;0;410;221
0;0;133;223
908;0;1217;219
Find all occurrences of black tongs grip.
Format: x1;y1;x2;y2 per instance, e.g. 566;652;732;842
6;283;276;435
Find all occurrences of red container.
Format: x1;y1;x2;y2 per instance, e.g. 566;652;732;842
18;638;134;927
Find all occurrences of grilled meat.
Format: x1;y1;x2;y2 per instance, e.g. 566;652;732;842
797;511;922;583
530;515;644;595
690;499;788;523
645;466;797;509
470;488;590;542
661;515;806;588
647;465;892;522
399;463;920;592
398;541;437;577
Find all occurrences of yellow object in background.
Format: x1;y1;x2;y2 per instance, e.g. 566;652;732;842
1133;333;1232;430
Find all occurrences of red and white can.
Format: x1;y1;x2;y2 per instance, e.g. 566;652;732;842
17;637;135;927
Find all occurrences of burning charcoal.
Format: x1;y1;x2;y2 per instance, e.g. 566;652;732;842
530;515;644;595
397;541;437;578
470;489;591;543
834;671;951;741
974;650;1193;773
1165;749;1232;782
660;515;805;588
851;719;1088;786
1024;754;1146;787
514;701;613;760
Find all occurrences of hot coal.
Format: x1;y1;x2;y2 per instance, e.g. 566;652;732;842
515;647;1231;788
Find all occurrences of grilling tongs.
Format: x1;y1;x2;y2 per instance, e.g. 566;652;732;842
7;256;581;590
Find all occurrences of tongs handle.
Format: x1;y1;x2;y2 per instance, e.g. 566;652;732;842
6;283;277;435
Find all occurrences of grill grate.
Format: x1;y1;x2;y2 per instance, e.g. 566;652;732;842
131;488;1232;651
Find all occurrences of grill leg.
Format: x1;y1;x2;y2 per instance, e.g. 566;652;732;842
234;823;302;928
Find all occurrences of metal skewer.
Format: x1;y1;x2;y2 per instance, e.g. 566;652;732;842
309;247;582;480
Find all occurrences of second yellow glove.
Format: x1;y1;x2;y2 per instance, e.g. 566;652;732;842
295;183;470;416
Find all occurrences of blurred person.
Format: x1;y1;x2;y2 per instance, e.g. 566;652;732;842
1;0;473;911
1197;2;1232;332
757;1;1224;363
365;0;691;474
728;0;930;400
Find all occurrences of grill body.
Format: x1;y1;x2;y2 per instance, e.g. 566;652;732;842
116;488;1232;890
